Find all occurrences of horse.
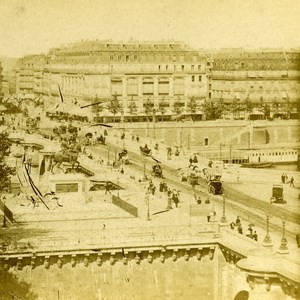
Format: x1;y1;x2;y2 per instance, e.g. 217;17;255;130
140;145;152;156
50;143;82;173
118;149;130;164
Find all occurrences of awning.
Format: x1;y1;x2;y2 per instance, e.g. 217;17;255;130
247;71;257;78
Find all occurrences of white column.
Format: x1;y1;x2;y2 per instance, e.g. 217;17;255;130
154;77;159;97
138;77;143;97
169;77;174;97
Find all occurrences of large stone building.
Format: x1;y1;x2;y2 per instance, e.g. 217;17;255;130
12;43;300;121
15;54;47;96
15;40;208;121
209;49;300;120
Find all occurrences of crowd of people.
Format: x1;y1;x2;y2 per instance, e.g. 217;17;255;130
230;216;258;241
281;173;295;187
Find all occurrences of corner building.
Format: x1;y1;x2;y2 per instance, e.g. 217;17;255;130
40;40;207;120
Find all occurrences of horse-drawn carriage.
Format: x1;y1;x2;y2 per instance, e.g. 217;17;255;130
96;135;106;145
152;163;163;178
118;149;130;164
140;145;152;156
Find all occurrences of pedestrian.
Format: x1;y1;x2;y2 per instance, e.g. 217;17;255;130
172;192;179;208
193;155;198;163
136;135;140;142
205;197;210;204
230;222;235;230
159;181;164;192
290;176;295;187
189;157;193;165
281;173;285;184
151;185;156;195
296;233;300;248
207;214;211;222
235;216;241;226
105;182;111;195
132;135;135;141
237;224;243;234
197;196;202;205
120;168;124;174
252;231;258;241
246;226;253;238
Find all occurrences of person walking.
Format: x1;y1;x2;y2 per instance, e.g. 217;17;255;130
281;173;285;183
173;192;179;208
197;196;202;205
252;231;258;241
105;182;111;195
296;233;300;248
237;224;243;234
290;176;295;187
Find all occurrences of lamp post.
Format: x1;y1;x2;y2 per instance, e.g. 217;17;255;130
278;218;289;253
153;109;156;140
262;214;273;247
146;192;150;221
220;195;228;224
107;148;110;165
143;159;146;180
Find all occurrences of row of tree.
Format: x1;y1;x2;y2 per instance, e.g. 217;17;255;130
92;93;299;121
92;94;199;122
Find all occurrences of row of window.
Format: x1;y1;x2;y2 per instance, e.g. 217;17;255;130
192;75;202;82
250;151;297;156
109;53;202;63
214;60;300;70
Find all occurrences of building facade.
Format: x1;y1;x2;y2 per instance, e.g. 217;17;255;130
209;49;300;119
15;40;208;121
15;54;47;96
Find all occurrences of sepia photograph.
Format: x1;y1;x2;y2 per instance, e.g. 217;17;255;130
0;0;299;299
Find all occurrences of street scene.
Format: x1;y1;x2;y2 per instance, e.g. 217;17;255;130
0;1;300;300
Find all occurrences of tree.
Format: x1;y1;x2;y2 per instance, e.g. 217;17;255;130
0;132;15;193
128;97;138;116
143;98;154;121
0;268;38;299
186;97;197;122
202;99;225;120
244;98;253;115
262;104;271;119
158;98;167;121
106;94;121;123
92;95;105;121
172;98;183;116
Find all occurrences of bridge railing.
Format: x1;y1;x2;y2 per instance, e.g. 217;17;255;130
24;223;220;252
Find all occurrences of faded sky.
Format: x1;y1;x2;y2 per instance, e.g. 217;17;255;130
0;0;299;57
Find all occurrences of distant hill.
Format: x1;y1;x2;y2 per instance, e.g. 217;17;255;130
0;56;18;72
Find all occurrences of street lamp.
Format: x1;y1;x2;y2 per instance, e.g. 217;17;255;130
107;148;110;165
262;214;273;247
143;159;147;181
146;192;151;221
279;218;288;253
153;109;156;140
220;195;228;224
